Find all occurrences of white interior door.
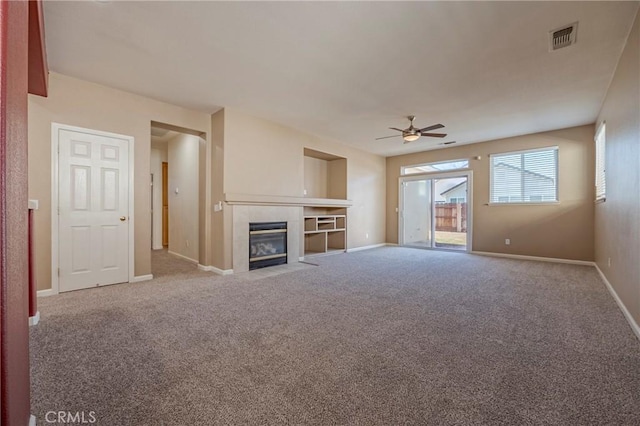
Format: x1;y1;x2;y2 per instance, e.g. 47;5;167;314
58;128;130;292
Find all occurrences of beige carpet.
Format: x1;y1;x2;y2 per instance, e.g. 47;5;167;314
151;249;209;280
30;247;640;425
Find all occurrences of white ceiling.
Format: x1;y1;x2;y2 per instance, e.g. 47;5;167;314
43;1;638;157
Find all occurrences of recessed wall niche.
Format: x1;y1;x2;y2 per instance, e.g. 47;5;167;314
303;148;347;200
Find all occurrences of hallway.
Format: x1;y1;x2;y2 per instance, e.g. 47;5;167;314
151;249;207;280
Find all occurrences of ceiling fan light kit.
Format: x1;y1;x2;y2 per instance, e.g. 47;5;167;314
376;115;447;144
403;133;420;143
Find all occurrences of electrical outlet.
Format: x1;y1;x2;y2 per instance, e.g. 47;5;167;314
608;257;611;267
505;238;511;245
365;233;369;239
303;189;307;196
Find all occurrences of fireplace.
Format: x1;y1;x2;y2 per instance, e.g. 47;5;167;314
249;222;287;270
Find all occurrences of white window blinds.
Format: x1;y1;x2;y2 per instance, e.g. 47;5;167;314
595;123;606;201
490;147;558;204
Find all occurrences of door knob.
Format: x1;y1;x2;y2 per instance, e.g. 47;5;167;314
120;216;126;221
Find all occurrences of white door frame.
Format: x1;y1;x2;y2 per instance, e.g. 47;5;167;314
51;123;135;294
398;170;473;252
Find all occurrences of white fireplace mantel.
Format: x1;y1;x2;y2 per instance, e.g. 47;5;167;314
225;193;352;208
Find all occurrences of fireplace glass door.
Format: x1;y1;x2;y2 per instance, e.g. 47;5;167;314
249;222;287;270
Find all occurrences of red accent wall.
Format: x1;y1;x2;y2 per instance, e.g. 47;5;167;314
0;0;31;424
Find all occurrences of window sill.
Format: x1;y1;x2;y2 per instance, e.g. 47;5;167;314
487;201;560;206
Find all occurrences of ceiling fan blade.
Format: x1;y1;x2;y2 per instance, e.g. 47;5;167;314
389;127;405;132
375;135;401;140
421;132;447;138
419;123;445;132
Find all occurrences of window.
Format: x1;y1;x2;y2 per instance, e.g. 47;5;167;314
490;147;558;204
402;159;469;175
449;197;466;203
595;122;606;201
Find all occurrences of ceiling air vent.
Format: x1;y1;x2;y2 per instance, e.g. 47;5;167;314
549;22;578;51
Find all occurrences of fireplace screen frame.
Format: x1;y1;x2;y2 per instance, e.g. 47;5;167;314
249;222;287;270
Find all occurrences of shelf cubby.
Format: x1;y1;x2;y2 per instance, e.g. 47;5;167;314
303;213;347;257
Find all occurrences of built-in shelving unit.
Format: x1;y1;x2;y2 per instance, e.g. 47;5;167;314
304;213;346;256
302;148;348;257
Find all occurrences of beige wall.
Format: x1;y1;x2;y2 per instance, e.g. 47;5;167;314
595;10;640;327
224;109;304;197
304;156;328;198
327;158;347;200
210;109;231;271
167;133;201;262
303;156;348;200
386;125;595;261
28;73;211;290
198;130;208;267
210;108;386;270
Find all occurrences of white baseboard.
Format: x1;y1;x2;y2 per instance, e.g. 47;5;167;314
346;243;387;253
594;264;640;341
29;414;36;426
130;274;153;283
471;251;595;266
152;245;164;250
29;311;40;326
37;288;57;297
197;264;233;275
167;250;198;264
39;273;153;293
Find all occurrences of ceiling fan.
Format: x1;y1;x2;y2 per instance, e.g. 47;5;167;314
376;116;446;143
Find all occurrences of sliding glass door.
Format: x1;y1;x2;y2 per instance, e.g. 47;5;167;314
400;172;471;251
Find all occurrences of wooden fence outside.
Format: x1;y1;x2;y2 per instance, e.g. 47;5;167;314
435;203;467;232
